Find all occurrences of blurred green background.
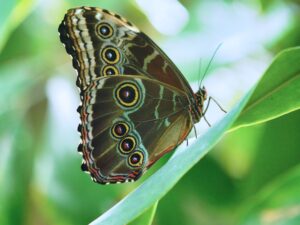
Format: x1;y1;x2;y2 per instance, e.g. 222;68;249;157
1;0;300;224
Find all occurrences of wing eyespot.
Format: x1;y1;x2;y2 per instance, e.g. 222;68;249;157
96;22;114;39
128;150;144;168
115;82;140;108
118;136;136;154
111;122;129;138
101;46;120;64
102;65;119;76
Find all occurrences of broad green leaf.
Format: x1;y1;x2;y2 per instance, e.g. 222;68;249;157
238;164;300;225
231;47;300;131
88;47;300;225
128;202;158;225
89;83;254;225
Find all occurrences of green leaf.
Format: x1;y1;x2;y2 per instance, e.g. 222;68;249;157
231;47;300;131
238;110;300;195
88;47;299;225
237;164;300;225
89;83;254;225
128;202;158;225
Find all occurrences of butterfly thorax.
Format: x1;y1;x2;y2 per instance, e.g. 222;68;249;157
190;87;207;123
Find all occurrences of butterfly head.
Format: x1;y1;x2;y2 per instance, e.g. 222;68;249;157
195;86;207;106
190;86;207;123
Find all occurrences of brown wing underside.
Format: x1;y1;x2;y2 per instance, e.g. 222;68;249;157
79;75;193;183
58;7;196;184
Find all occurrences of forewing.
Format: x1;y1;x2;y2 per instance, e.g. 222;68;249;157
58;6;193;94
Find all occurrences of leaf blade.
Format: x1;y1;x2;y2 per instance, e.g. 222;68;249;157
128;202;158;225
89;87;254;225
231;47;300;131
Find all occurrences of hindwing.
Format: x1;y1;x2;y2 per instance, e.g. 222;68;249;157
78;75;193;184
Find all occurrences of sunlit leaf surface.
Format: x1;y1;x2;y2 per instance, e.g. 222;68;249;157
232;47;300;131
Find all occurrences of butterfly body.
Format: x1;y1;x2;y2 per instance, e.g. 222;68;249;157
59;6;207;184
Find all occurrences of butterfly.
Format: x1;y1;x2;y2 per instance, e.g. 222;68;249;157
58;6;210;184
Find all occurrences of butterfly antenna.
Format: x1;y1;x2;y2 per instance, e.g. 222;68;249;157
197;58;202;89
199;43;223;89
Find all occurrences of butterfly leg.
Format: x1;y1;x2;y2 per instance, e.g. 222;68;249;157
186;138;189;146
193;125;198;138
202;96;227;127
202;96;226;127
203;116;211;127
201;97;212;127
204;96;227;115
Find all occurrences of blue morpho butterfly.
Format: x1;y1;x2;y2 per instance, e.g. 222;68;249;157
58;6;224;184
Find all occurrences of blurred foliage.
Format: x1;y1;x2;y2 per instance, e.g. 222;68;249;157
0;0;300;225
